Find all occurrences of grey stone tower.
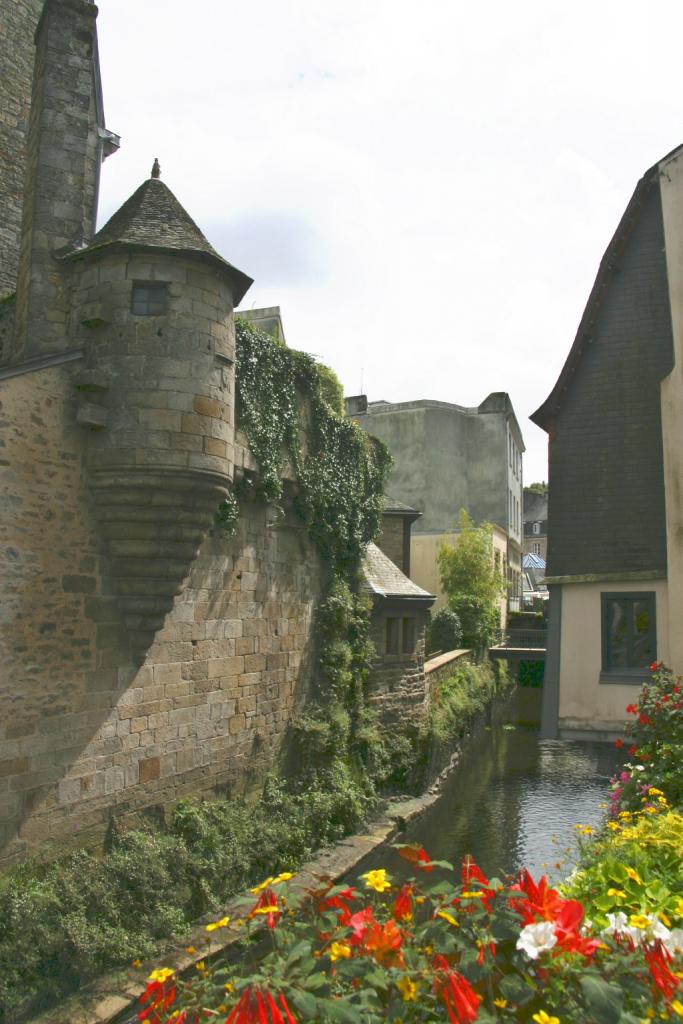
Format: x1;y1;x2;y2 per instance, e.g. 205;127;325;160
12;0;119;362
64;171;252;650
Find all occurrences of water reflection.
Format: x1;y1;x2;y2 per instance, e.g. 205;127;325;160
355;714;621;885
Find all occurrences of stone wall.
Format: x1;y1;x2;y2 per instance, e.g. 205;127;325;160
0;364;324;867
0;0;43;298
367;607;429;721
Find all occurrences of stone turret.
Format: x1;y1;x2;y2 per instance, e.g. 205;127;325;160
12;0;119;363
64;167;252;651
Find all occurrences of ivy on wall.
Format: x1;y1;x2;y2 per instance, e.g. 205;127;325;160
230;317;392;791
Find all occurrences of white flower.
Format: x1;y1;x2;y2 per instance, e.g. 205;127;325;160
664;929;683;956
634;765;645;772
603;912;629;936
516;921;557;959
580;918;593;936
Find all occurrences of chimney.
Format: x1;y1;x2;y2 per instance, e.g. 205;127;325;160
14;0;118;361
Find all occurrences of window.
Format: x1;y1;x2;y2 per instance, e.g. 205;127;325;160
601;592;656;681
533;522;541;535
131;282;168;316
533;542;541;555
385;617;399;655
402;617;416;654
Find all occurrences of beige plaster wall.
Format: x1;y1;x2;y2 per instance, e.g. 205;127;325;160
411;529;508;629
558;579;669;736
660;147;683;677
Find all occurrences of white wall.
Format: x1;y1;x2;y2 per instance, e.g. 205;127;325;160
558;579;669;737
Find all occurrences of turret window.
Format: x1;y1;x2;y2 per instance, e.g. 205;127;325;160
131;282;168;316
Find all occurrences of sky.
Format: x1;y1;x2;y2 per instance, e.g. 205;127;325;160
95;1;683;485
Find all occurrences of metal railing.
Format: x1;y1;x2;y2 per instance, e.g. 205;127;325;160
491;628;547;650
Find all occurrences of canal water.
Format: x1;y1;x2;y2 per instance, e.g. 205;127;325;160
359;693;621;884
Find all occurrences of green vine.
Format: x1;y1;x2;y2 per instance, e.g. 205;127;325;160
233;316;392;792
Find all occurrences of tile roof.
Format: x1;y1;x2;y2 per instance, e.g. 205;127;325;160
67;178;252;303
362;542;434;602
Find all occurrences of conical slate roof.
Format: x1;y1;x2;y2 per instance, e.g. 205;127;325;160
68;177;253;304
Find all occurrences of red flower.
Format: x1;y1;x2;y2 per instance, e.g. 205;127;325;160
226;986;297;1023
645;945;679;1000
346;905;375;945
626;703;638;714
614;738;623;749
459;856;494;911
247;887;281;930
363;919;405;968
433;961;481;1023
639;713;653;726
138;976;177;1022
628;745;637;755
397;843;434;871
393;882;414;921
650;661;659;672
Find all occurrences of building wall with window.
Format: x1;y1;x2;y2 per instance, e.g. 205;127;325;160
532;144;683;739
555;580;669;738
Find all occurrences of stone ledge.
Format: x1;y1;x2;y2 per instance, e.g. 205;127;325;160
424;648;471;674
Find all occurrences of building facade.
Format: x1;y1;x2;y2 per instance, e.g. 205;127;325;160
348;392;525;612
532;144;683;739
523;489;548;561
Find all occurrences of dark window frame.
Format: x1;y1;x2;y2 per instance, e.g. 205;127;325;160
385;616;399;655
131;281;168;316
401;617;416;655
600;591;656;684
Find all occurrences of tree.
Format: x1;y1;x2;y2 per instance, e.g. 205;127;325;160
437;509;507;652
525;481;548;496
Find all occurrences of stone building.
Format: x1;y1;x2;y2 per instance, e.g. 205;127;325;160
532;144;683;739
347;392;525;612
523;489;548;562
0;0;429;866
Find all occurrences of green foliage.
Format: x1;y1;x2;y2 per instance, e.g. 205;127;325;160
437;510;505;651
525;481;548;495
425;608;463;657
215;493;239;535
0;778;377;1021
234;317;391;574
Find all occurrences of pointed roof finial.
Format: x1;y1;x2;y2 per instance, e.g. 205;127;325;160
151;158;161;179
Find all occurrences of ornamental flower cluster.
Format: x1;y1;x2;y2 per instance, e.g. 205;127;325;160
137;843;682;1024
611;663;683;817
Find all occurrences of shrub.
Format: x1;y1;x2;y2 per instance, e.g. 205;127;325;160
426;608;463;657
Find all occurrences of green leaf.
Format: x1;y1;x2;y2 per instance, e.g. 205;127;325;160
579;975;624;1023
289;989;319;1017
499;973;535;1006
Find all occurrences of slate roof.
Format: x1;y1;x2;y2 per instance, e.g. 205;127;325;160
382;496;422;517
66;177;253;304
523;553;546;570
362;542;434;603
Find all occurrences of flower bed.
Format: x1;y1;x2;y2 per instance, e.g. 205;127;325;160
135;665;683;1023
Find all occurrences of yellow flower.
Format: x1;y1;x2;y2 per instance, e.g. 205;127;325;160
195;961;206;972
397;976;418;1002
607;821;621;831
629;914;651;930
224;982;235;993
677;899;683;918
494;998;509;1008
148;967;174;984
329;942;352;961
648;787;664;796
250;877;274;894
671;1000;683;1018
607;888;626;899
644;805;658;815
532;1012;560;1024
252;904;279;915
217;1007;228;1015
206;916;230;932
361;868;392;892
461;890;485;898
575;824;593;836
436;910;459;927
625;867;643;885
185;946;196;955
619;811;633;820
132;958;142;969
659;911;671;927
272;871;294;886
